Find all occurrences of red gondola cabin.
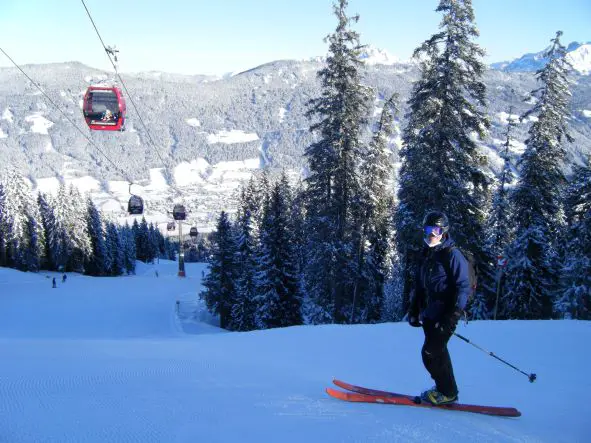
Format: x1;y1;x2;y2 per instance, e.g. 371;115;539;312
83;86;126;131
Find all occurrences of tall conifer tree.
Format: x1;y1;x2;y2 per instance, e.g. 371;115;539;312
395;0;491;312
554;156;590;319
502;31;573;319
200;211;236;330
255;176;302;329
303;0;372;323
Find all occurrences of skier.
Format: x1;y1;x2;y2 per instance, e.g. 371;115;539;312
52;277;57;288
62;274;67;283
408;211;471;406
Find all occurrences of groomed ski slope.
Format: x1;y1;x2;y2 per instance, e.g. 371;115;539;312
0;261;588;443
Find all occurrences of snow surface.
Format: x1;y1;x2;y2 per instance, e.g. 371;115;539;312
581;109;591;118
2;107;13;122
186;118;201;127
0;126;6;138
0;262;588;442
496;112;520;125
206;129;260;144
24;113;54;134
278;107;287;122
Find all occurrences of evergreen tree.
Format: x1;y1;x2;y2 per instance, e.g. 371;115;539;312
255;176;302;329
105;222;124;276
51;184;70;271
121;222;136;275
22;215;41;272
133;217;151;263
555;156;591;319
478;109;519;319
37;192;58;270
200;211;237;330
85;197;108;276
352;94;398;323
303;0;372;323
502;31;573;319
231;207;258;331
66;186;92;272
1;170;45;271
0;183;8;267
395;0;492;313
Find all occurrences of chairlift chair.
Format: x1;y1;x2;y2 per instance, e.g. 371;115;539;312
167;222;175;231
83;86;126;131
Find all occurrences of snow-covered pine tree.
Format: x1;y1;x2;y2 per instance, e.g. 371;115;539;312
22;215;42;272
200;211;237;330
148;223;160;263
289;179;307;302
230;206;258;331
255;175;302;329
85;197;108;276
64;186;92;272
103;221;123;276
1;170;45;271
502;31;573;319
303;0;372;324
477;109;519;319
0;182;6;266
352;94;399;323
121;222;136;275
50;184;70;271
37;192;59;270
133;217;151;263
555;155;591;319
395;0;492;313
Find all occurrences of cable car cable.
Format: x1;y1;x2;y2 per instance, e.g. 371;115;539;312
0;45;135;186
80;0;173;180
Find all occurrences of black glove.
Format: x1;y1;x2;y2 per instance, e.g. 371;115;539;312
435;309;462;334
408;313;421;328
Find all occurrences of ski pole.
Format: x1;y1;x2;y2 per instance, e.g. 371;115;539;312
453;332;537;383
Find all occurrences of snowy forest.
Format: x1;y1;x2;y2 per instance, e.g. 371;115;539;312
1;0;590;328
200;0;590;329
0;168;182;276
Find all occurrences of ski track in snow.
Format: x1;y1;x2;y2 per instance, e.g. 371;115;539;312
0;261;589;442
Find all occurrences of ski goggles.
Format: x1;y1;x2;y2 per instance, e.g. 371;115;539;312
424;226;444;237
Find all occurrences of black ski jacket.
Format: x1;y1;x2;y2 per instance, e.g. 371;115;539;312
410;235;471;322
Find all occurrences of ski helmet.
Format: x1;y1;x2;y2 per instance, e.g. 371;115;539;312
422;211;450;235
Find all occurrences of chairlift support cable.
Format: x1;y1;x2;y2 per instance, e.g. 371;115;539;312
0;45;135;185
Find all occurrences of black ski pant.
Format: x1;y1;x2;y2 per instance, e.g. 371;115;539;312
421;323;458;397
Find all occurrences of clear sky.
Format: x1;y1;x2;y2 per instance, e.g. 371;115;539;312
0;0;589;75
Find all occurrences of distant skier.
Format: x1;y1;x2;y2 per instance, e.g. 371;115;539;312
62;274;67;283
408;211;471;406
52;277;57;288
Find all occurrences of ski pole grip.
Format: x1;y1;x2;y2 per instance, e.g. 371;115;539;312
453;332;470;343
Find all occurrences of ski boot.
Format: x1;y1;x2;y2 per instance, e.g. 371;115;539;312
423;388;458;406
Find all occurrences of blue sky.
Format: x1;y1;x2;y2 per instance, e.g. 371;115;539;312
0;0;589;75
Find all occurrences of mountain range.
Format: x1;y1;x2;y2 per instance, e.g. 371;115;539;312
0;42;590;231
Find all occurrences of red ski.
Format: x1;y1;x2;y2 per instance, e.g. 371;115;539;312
333;378;416;399
327;380;521;417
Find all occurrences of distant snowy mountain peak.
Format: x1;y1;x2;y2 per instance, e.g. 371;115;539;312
358;45;399;65
491;41;591;75
567;43;591;75
306;46;400;66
